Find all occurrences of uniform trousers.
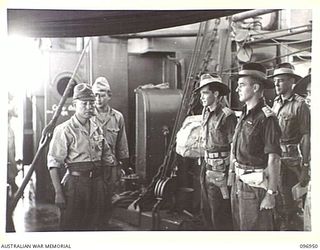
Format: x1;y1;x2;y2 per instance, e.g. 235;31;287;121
231;179;274;231
60;174;106;230
304;183;311;231
200;161;232;230
276;157;302;230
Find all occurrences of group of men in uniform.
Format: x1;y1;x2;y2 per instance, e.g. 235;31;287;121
47;77;129;230
47;60;310;231
197;62;310;231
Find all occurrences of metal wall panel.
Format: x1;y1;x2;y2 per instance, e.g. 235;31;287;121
135;88;182;184
45;50;90;125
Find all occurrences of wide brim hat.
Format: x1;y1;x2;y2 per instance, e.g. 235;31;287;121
194;73;230;96
293;74;311;97
268;62;302;82
232;62;274;89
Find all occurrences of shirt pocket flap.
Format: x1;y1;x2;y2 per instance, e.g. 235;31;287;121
106;127;120;133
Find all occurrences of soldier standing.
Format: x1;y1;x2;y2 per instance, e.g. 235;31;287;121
230;62;282;230
270;63;310;230
91;77;130;226
293;71;312;231
48;83;116;230
194;73;237;230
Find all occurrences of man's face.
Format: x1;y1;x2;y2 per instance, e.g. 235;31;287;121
274;74;294;96
94;90;111;109
236;76;255;103
74;99;95;119
200;85;217;107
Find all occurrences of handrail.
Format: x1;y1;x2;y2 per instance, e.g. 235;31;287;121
8;38;92;215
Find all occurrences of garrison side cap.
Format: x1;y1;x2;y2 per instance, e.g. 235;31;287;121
73;83;95;101
232;62;274;89
194;73;230;96
92;76;111;93
268;62;302;82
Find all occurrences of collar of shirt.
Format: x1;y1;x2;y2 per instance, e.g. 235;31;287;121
206;102;221;113
242;98;265;118
71;115;100;136
94;106;116;124
274;93;295;104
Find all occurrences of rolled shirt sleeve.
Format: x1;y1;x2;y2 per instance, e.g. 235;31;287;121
226;114;238;144
298;101;311;136
115;114;129;160
47;125;69;169
263;116;282;156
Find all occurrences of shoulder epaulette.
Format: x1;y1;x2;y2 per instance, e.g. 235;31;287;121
262;106;275;118
222;107;234;117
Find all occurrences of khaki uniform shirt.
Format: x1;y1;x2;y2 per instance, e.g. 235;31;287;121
47;115;115;169
202;103;237;153
272;93;310;145
91;107;129;161
232;99;282;167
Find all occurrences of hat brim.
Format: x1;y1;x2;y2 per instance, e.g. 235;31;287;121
293;74;311;96
268;72;302;83
194;81;230;96
74;97;95;101
231;74;275;89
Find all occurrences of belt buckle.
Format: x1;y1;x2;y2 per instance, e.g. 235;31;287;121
244;169;254;174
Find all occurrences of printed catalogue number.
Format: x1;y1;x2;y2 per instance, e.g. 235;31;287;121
300;244;318;248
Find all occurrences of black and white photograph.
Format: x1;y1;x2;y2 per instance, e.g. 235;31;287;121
1;3;320;250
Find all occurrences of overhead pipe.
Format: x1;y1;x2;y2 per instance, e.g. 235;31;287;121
111;30;200;39
232;9;280;22
250;23;312;36
246;27;312;45
167;55;184;89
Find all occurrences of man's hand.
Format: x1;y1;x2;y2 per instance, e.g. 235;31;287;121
260;193;275;211
55;192;66;209
299;167;310;187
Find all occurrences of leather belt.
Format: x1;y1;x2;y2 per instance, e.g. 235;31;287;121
235;166;264;177
68;168;103;178
280;143;300;158
280;143;299;153
205;151;229;159
234;161;265;176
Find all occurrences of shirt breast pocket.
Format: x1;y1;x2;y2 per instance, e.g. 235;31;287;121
244;122;261;154
281;113;294;127
209;119;225;145
244;122;258;137
106;127;120;146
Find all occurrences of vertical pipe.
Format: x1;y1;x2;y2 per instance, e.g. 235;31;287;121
87;38;93;85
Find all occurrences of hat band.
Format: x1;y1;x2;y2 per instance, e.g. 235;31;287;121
273;68;296;76
74;96;95;100
200;78;222;86
238;69;267;79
